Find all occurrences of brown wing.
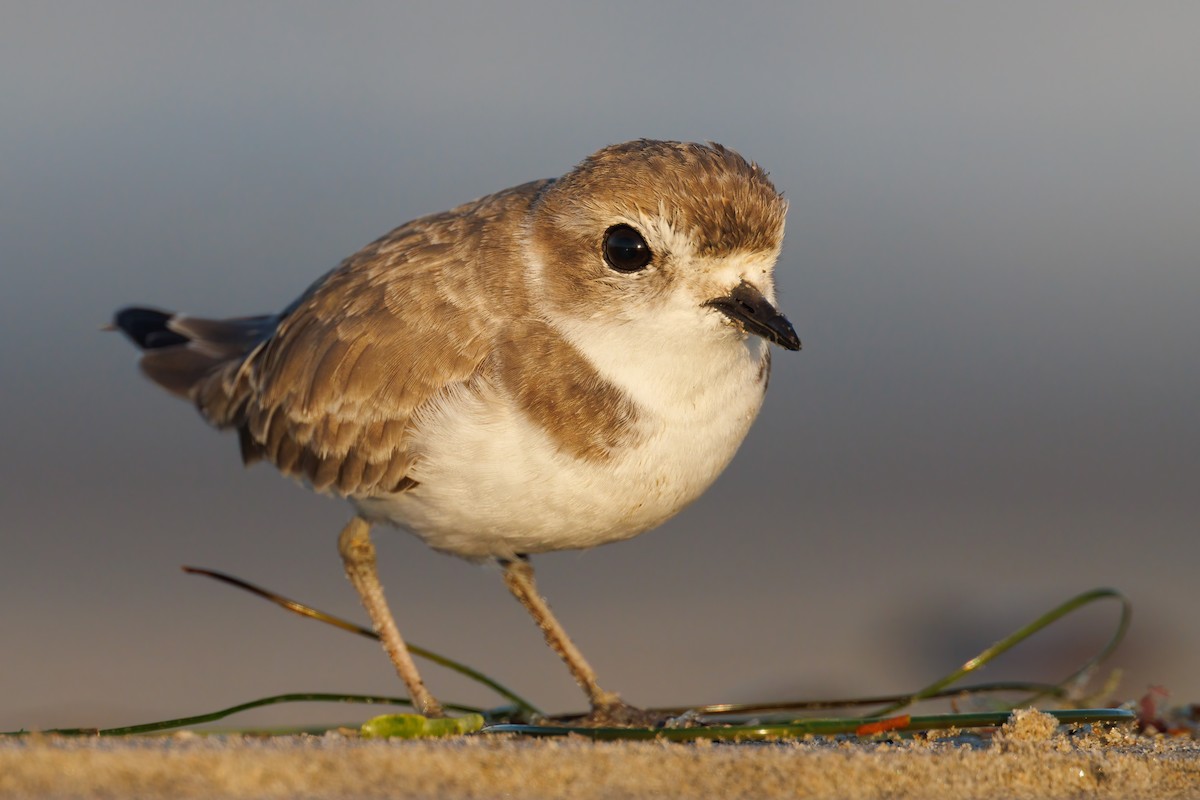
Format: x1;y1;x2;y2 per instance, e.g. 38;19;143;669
194;181;544;496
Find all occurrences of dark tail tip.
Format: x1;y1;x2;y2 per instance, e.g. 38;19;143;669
113;307;190;350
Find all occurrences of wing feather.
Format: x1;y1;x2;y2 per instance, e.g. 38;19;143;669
204;181;544;497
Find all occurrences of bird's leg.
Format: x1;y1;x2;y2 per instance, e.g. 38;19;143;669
338;516;443;718
502;555;652;725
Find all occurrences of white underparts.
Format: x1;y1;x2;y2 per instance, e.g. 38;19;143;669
352;320;770;560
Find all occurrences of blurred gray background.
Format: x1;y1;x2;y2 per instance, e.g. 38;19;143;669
3;3;1197;730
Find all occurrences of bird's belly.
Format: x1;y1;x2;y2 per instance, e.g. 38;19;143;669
351;373;766;560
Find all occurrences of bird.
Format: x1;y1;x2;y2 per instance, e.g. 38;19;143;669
112;139;800;726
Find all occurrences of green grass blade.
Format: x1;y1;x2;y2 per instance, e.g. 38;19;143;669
486;708;1136;741
866;587;1130;718
9;694;486;737
183;566;542;717
647;681;1068;718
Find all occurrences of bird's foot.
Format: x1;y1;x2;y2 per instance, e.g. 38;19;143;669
571;698;667;728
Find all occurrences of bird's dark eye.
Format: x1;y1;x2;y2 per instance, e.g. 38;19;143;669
602;224;652;272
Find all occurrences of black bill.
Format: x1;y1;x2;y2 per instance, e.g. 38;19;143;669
705;281;801;351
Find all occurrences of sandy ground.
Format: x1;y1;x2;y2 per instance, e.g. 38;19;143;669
2;712;1198;800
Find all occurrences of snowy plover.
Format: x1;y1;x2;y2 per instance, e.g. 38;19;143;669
113;140;800;724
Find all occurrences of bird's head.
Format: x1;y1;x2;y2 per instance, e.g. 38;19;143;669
524;139;800;354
